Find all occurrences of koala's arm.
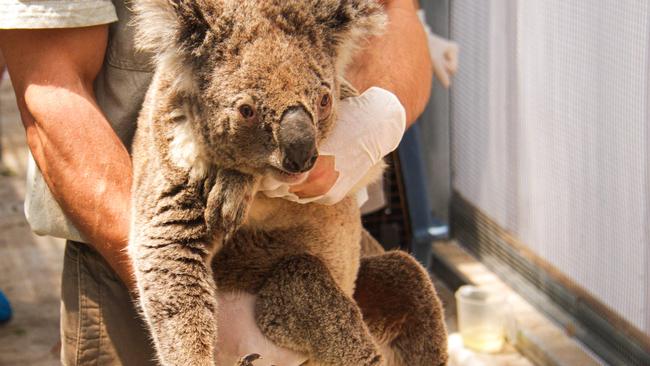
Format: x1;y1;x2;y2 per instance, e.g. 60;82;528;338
130;168;255;366
130;176;217;365
130;99;256;365
0;26;135;290
346;0;433;126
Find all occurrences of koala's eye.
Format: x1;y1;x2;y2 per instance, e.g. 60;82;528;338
320;93;330;107
318;92;332;120
238;104;256;120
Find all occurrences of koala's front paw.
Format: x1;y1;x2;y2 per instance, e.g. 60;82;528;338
205;169;256;237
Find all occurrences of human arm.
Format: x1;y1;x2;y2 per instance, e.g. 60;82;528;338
0;26;135;291
345;0;432;127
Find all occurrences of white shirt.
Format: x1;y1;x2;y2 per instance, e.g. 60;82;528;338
0;0;117;29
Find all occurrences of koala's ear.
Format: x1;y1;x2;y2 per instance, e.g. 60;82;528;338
134;0;227;60
316;0;387;67
339;79;359;99
320;0;386;38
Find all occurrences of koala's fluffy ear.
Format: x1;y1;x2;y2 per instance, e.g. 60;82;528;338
339;79;359;99
133;0;227;61
318;0;386;40
315;0;387;66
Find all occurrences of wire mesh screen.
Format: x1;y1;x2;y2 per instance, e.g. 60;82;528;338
450;0;650;335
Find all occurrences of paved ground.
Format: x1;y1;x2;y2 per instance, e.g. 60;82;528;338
0;76;64;366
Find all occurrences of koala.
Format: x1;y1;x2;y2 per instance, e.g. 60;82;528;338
129;1;448;366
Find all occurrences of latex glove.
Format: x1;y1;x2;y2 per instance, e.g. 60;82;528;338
417;9;459;89
259;87;406;205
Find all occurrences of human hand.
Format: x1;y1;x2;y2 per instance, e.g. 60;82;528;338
428;32;459;89
289;156;339;199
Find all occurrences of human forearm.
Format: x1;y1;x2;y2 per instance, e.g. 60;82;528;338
0;27;135;291
23;85;135;290
346;0;433;126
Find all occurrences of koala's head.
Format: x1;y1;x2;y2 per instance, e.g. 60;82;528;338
136;0;385;181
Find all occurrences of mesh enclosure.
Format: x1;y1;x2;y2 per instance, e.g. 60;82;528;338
450;0;650;334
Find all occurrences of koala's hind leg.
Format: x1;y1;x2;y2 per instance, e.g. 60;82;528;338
354;251;449;366
255;254;383;366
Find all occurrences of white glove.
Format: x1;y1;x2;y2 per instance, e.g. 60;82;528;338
260;87;406;205
418;9;459;89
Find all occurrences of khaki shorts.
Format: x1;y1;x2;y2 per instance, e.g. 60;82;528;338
61;241;156;366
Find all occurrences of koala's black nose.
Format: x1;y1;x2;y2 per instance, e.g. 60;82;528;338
279;106;318;173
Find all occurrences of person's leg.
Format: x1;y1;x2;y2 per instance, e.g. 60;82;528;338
60;241;157;366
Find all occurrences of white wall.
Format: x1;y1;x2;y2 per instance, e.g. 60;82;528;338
450;0;650;333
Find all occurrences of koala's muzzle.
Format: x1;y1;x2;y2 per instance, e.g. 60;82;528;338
278;106;318;173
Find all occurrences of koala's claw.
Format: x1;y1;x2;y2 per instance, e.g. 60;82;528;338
236;353;261;366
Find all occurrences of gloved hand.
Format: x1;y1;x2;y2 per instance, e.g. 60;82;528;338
417;9;459;89
259;87;406;205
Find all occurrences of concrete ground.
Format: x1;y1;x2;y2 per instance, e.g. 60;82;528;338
0;74;532;366
0;76;64;366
